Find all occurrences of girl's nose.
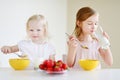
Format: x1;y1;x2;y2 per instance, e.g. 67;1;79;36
91;25;95;29
32;31;38;35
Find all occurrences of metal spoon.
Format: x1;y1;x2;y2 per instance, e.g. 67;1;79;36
14;53;27;58
65;33;88;49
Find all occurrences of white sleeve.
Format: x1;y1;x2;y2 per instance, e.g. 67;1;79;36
17;40;28;55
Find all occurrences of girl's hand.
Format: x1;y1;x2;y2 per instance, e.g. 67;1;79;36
103;32;109;39
1;46;12;54
67;35;79;67
67;35;79;51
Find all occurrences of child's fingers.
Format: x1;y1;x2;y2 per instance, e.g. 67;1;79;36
3;48;9;53
67;38;78;48
69;35;74;40
69;36;78;41
1;47;11;54
73;41;78;47
1;47;5;53
103;32;109;39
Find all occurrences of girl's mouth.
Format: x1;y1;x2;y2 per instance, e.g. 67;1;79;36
91;29;95;33
90;30;94;33
32;36;39;38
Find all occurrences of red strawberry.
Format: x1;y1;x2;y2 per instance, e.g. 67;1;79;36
39;64;45;70
54;66;62;71
46;59;55;68
43;59;55;68
62;63;68;70
55;60;63;68
57;60;63;63
43;60;48;66
47;67;53;72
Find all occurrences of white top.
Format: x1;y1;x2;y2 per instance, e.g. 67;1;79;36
18;40;56;68
73;40;101;70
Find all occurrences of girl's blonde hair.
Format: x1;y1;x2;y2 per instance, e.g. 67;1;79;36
73;7;96;38
26;14;49;40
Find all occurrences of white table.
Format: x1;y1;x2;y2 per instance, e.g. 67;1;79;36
0;68;120;80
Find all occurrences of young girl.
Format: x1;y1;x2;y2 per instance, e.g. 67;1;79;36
67;7;113;70
1;14;56;69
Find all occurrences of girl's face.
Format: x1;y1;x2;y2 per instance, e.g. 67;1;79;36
82;14;99;35
27;20;45;43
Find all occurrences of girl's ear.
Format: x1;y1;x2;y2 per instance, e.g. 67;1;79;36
76;20;81;27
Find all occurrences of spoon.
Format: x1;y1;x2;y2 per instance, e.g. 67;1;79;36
65;33;88;49
14;53;27;58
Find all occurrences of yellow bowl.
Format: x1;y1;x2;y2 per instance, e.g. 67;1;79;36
9;58;30;70
78;59;99;71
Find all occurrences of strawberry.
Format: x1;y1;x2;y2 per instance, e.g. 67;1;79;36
55;62;62;68
39;59;68;72
43;60;48;66
62;63;68;70
39;64;45;70
54;66;62;71
46;59;55;68
47;67;54;72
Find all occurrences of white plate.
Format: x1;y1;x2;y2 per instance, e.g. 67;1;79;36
45;70;67;74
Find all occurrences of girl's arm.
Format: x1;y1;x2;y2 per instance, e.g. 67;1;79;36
67;36;79;67
99;47;113;66
1;45;19;54
67;46;76;67
98;31;113;66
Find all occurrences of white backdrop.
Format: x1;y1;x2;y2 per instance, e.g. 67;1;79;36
0;0;67;67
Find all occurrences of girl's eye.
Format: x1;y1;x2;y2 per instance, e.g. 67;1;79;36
95;23;98;26
37;29;41;31
88;22;98;26
29;29;34;31
88;23;93;25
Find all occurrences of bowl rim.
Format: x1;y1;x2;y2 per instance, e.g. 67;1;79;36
79;59;99;61
9;58;29;60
